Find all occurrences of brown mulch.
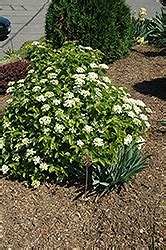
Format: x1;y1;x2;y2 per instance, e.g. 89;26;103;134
1;45;166;249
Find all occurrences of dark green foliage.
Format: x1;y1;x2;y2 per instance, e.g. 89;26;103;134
45;0;134;63
91;143;149;194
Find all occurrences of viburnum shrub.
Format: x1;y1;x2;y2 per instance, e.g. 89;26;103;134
2;41;151;190
0;59;30;94
45;0;134;63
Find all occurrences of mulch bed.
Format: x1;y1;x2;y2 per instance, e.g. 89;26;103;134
1;45;165;248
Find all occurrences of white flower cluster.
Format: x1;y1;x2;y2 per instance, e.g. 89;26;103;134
53;99;61;105
26;149;36;157
55;123;65;133
84;125;93;133
87;72;98;81
2;164;9;174
63;92;80;107
41;104;50;112
48;73;58;79
76;67;86;73
6;87;15;94
94;138;104;147
32;86;41;92
45;91;54;98
39;116;51;126
36;94;46;102
124;134;132;146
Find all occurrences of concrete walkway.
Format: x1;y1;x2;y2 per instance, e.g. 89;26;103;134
0;0;49;52
0;0;163;53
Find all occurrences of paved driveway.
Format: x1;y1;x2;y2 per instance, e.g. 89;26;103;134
0;0;163;53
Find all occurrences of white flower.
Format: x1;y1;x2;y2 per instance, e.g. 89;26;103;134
46;67;53;71
124;134;132;146
87;72;98;81
76;67;85;73
26;149;36;157
99;64;109;70
3;122;11;129
39;162;48;171
51;79;59;85
53;99;61;105
2;164;9;174
17;79;25;83
137;136;145;149
122;103;132;111
84;46;93;50
13;156;20;162
40;79;47;84
140;114;148;121
94;138;104;147
39;116;51;125
32;86;41;92
32;179;40;188
128;111;136;118
90;63;98;68
75;78;85;87
73;73;86;79
8;81;15;86
77;139;84;147
64;92;74;99
33;156;41;165
80;89;90;97
28;69;35;74
133;118;142;126
31;41;39;46
102;76;111;83
112;104;122;114
135;99;146;107
146;107;152;114
36;95;46;102
0;138;4;149
6;87;15;94
133;105;141;114
64;99;76;107
22;138;30;145
55;124;65;133
41;104;50;111
84;125;93;133
44;91;54;98
48;73;58;79
43;128;50;134
144;121;150;129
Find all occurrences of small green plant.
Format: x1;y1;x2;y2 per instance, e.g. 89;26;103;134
2;41;151;190
45;0;134;63
91;143;149;194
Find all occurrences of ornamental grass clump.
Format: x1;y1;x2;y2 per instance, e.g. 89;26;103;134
2;41;151;191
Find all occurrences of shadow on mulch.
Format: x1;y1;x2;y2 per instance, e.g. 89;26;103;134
134;77;166;101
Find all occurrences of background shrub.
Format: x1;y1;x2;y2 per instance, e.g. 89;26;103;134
0;59;30;94
2;41;150;191
45;0;134;63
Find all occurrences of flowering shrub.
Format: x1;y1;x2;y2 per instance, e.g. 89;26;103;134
2;41;151;189
0;59;30;94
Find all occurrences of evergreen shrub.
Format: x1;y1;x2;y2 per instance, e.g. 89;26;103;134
2;41;151;191
45;0;134;63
